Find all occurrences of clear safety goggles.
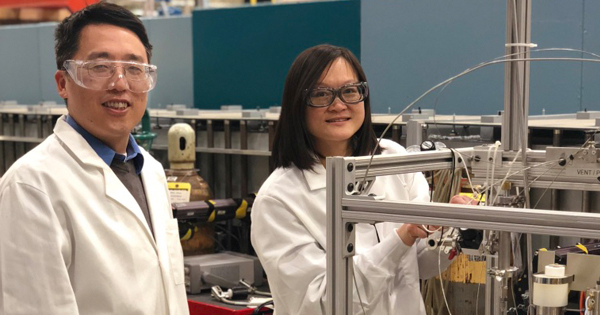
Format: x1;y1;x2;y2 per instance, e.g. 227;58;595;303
306;82;369;108
63;59;158;93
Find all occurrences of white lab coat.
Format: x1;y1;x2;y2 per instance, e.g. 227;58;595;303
251;139;452;315
0;116;189;315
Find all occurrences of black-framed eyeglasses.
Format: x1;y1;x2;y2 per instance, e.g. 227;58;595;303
306;82;369;108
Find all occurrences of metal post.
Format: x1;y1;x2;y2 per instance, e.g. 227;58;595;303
326;156;350;315
406;120;423;148
240;120;248;197
502;0;532;151
392;125;401;145
500;2;532;315
268;121;276;173
485;253;496;315
206;119;214;192
224;120;232;197
498;232;512;314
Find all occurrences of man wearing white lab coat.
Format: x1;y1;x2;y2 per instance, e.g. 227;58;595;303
0;3;188;314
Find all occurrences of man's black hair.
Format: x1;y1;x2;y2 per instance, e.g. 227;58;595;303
54;2;152;70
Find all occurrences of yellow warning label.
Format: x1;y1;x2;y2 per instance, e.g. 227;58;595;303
168;182;191;203
460;192;485;202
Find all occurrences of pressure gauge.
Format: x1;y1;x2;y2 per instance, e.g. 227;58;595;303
420;140;436;151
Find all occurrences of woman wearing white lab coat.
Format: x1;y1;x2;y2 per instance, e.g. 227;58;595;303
250;44;453;315
0;116;189;315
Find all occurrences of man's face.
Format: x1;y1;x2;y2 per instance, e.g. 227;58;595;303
55;24;149;152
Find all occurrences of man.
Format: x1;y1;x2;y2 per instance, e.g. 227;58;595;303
0;3;189;314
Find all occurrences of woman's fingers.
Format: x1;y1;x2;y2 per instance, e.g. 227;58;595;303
450;194;478;205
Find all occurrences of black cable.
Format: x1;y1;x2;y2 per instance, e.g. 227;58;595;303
372;224;381;243
215;223;241;243
252;300;274;315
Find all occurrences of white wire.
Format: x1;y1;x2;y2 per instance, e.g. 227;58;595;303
438;246;452;315
585;295;591;315
352;267;367;315
360;56;600;190
422;224;442;233
450;149;477;199
453;151;556;194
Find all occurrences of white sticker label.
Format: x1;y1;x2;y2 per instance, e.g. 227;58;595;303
567;169;600;177
168;182;191;203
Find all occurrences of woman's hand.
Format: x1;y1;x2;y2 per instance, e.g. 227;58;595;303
397;195;477;246
450;194;478;205
396;224;430;246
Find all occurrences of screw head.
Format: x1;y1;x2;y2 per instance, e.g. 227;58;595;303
347;243;354;253
347;163;354;172
474;155;481;162
347;224;354;232
347;183;354;192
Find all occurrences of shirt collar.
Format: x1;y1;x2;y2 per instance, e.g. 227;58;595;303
66;115;144;175
302;163;327;191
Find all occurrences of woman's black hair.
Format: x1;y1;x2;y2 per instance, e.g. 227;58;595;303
272;44;380;170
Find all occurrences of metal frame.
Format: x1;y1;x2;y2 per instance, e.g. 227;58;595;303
325;149;600;315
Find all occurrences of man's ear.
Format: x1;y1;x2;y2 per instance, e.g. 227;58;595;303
55;70;68;99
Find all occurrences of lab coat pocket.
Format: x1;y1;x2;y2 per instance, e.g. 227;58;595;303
166;219;185;285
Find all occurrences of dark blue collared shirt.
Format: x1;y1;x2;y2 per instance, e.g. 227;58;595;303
66;115;144;175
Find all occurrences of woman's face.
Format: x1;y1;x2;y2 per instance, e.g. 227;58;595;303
306;57;365;156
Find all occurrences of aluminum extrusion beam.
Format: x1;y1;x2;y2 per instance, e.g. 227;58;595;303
343;148;473;181
326;157;352;315
342;198;600;239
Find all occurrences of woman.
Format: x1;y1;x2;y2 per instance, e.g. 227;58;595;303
251;44;453;315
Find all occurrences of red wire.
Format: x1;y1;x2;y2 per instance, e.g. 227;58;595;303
580;291;585;315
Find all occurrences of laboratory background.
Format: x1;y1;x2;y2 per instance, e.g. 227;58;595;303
1;0;600;314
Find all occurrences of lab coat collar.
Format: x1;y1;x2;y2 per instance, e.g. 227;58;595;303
54;116;157;247
302;163;327;191
65;115;144;175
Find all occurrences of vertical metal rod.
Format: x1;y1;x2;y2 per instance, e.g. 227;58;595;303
240;120;248;197
16;114;25;159
8;114;15;168
502;2;532;315
224;120;232;198
498;232;512;315
485;252;496;315
45;115;53;138
406;120;423;148
326;157;349;315
36;115;43;139
206;120;215;194
190;119;198;170
548;190;560;249
582;190;591;243
392;125;401;145
268;121;276;173
526;233;534;313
